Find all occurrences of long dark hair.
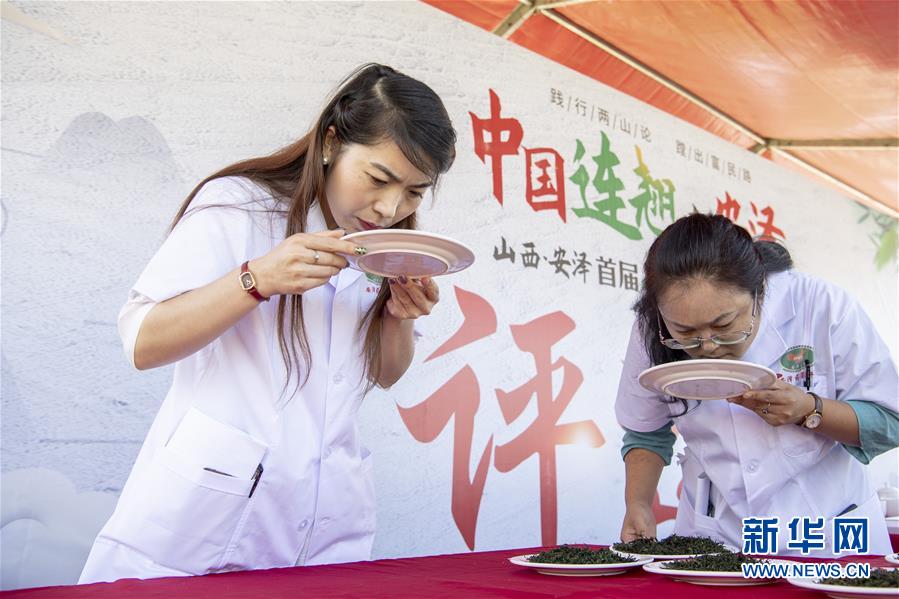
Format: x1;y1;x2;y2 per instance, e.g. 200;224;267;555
172;64;456;395
633;213;793;413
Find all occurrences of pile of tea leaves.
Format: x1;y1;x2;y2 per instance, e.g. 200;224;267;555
661;552;764;572
821;569;899;588
528;545;637;564
612;535;728;555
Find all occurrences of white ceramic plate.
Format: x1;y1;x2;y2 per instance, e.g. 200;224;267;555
787;572;899;598
885;553;899;566
610;543;740;561
638;359;777;400
642;558;796;586
341;230;475;278
508;553;653;577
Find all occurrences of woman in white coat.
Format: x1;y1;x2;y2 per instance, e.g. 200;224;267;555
616;213;898;556
80;64;456;582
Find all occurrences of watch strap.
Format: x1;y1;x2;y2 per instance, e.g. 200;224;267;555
800;391;823;428
808;391;823;415
240;261;268;302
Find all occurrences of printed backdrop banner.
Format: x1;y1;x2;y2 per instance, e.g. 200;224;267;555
2;1;896;590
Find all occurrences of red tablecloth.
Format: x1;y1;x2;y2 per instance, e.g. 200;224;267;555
2;548;895;599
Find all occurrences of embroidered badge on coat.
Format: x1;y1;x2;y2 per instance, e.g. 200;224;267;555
780;345;815;372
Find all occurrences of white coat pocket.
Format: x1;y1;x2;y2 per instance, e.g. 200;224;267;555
107;410;267;575
777;424;827;462
675;448;720;536
166;407;266;479
823;492;892;556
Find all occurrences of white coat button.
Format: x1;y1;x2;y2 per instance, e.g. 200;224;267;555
746;460;760;473
323;448;332;459
298;520;308;530
333;373;344;384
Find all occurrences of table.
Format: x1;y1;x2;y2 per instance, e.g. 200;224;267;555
2;548;896;598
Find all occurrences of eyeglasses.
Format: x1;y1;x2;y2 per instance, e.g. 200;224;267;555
657;291;758;350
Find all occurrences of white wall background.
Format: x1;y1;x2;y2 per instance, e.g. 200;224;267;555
2;0;896;590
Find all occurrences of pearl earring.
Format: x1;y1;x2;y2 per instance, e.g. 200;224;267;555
323;156;329;164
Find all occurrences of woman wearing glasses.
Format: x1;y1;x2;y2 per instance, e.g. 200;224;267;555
615;213;898;555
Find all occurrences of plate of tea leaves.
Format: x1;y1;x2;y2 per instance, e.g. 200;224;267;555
508;545;652;577
611;535;739;560
787;568;899;598
642;552;794;586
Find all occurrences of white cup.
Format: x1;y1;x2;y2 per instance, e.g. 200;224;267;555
877;486;899;518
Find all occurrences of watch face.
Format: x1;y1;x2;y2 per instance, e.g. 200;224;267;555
240;272;255;290
804;413;823;429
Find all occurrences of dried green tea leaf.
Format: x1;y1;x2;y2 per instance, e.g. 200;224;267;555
821;568;899;588
661;552;764;572
613;534;728;555
528;545;637;564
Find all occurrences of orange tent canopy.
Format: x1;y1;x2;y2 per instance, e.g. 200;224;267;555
425;0;898;217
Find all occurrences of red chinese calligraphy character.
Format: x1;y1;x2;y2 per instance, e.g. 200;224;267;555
470;89;523;206
426;287;498;362
716;191;741;222
397;288;497;550
748;201;785;241
493;312;605;546
525;148;566;222
397;367;492;551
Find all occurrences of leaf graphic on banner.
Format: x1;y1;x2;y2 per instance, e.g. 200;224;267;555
874;221;897;270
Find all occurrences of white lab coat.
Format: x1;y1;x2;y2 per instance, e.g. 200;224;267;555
616;269;897;556
80;177;382;582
